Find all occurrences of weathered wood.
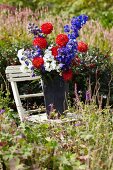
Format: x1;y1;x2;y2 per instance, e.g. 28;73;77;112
20;93;44;98
5;65;44;122
7;76;40;82
6;65;40;82
10;81;25;121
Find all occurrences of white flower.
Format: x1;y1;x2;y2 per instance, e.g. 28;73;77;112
17;49;33;73
43;48;61;72
17;49;24;60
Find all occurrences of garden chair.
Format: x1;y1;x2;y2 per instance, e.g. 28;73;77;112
5;65;81;123
5;65;47;122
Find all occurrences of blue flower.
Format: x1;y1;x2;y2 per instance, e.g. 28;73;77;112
71;15;88;30
68;32;79;39
64;25;70;33
25;60;29;66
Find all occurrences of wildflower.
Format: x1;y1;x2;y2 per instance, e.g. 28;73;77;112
86;90;91;101
0;109;5;114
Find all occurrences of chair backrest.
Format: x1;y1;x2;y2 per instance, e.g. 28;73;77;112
5;65;44;122
5;65;40;82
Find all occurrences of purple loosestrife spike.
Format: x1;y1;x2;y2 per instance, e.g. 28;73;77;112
74;83;80;103
86;90;91;101
0;109;5;114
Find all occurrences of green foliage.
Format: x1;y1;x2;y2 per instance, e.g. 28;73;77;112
0;103;113;169
0;90;11;109
70;47;113;106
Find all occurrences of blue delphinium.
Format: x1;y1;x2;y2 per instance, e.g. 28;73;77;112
64;25;70;33
59;14;88;70
71;15;88;30
68;31;79;39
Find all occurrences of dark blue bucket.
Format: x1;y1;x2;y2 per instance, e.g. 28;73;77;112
42;75;69;115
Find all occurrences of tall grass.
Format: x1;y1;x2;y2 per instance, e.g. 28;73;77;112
0;8;113;52
79;20;113;52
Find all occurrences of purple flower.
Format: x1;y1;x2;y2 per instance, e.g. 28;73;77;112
86;90;91;101
25;60;29;66
32;73;36;77
0;109;5;114
64;25;70;33
28;23;42;36
75;122;82;126
48;104;54;113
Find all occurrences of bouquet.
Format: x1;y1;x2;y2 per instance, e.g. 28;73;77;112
17;15;88;81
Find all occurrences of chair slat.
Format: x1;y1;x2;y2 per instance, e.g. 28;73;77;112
8;76;40;82
5;65;32;73
20;93;44;98
7;72;33;78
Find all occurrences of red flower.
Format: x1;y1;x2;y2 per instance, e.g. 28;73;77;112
41;22;53;34
51;46;59;57
89;63;96;68
32;57;44;69
62;69;73;81
33;37;47;49
78;41;88;53
56;34;69;47
72;55;81;66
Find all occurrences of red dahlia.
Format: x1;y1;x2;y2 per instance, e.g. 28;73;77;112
41;22;53;34
78;41;88;53
32;57;44;69
62;69;73;81
33;37;47;49
51;46;59;57
56;34;69;47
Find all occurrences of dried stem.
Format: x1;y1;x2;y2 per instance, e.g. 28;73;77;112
106;74;113;106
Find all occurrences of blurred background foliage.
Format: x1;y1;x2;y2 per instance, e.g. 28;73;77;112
1;0;113;28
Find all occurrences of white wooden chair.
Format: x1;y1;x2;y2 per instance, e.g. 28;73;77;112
5;65;80;123
5;65;47;122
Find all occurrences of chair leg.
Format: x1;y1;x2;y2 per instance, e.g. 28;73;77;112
10;81;25;121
